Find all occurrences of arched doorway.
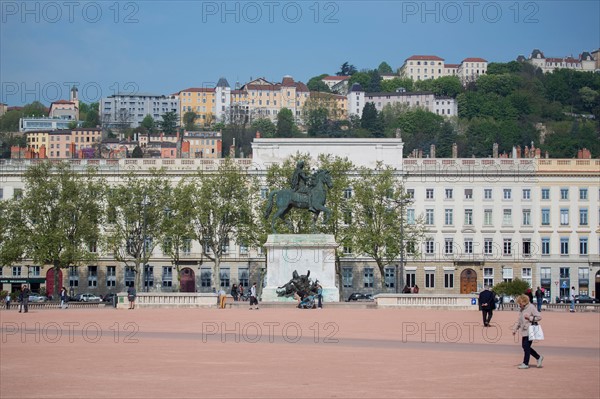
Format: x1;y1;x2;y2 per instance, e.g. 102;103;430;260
595;270;600;301
180;268;196;292
460;268;477;294
46;268;63;298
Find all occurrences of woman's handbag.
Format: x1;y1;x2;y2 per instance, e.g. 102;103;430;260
528;318;544;341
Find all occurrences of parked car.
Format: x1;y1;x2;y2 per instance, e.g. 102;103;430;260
574;295;599;304
532;297;549;305
346;293;374;302
27;293;47;302
102;293;117;303
76;293;102;302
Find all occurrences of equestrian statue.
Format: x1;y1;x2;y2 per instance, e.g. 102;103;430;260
264;161;333;233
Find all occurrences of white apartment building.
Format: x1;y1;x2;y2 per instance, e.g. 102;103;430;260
399;55;488;83
347;85;457;118
1;140;598;301
523;49;596;73
100;93;180;129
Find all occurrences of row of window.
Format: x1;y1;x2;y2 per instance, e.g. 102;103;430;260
403;187;592;201
408;207;595;227
416;237;592;256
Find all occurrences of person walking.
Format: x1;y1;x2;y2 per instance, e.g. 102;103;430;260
60;286;68;309
19;285;30;313
249;282;258;310
5;293;11;310
478;286;496;327
569;286;576;312
512;294;544;369
127;285;137;310
218;287;227;309
231;284;239;302
535;286;544;312
317;284;323;309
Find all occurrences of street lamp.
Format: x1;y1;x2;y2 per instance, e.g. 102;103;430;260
386;196;411;294
142;195;150;293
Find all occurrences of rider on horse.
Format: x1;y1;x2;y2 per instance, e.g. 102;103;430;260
291;160;315;212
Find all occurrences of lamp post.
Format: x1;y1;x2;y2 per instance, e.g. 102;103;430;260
387;196;411;294
141;195;150;293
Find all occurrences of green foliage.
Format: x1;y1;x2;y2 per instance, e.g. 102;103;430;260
307;74;331;92
0;132;26;158
380;78;414;93
487;61;522;75
183;111;197;131
493;279;530;296
188;158;260;287
10;162;104;296
415;76;463;98
251;118;276;138
336;62;357;76
141;115;156;133
22;101;47;117
348;72;371;90
377;62;393;74
131;146;144;158
360;103;383;135
0;110;22;132
350;163;426;287
276;108;299;137
160;111;178;134
103;171;170;288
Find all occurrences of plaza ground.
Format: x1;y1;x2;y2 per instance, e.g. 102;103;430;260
1;306;598;399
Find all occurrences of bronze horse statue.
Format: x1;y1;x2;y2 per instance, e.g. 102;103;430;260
264;169;333;233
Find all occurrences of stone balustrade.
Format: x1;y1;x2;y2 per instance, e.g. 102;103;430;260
117;292;218;309
374;294;479;310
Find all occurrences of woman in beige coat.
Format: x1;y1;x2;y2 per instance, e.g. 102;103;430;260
512;294;544;369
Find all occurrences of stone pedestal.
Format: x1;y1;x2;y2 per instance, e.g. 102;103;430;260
262;234;339;302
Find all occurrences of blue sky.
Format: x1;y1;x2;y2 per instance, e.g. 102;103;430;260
1;0;599;106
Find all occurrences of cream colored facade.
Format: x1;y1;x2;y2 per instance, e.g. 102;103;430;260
303;92;348;121
26;128;102;158
176;88;216;127
1;143;598;300
399;55;487;83
527;49;596;73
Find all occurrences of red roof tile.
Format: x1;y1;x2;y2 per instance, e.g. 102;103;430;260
406;55;444;61
51;100;75;104
445;64;460;68
322;76;350;81
462;57;487;62
178;88;215;93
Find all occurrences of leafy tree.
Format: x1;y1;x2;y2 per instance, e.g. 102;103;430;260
22;101;47;117
189;158;259;288
183;111;197;131
349;163;425;289
487;61;522;75
0;199;26;266
348;72;371;90
336;62;357;76
11;162;103;297
307;74;331;92
316;154;355;290
0;132;26;158
493;279;530;296
103;171;170;290
381;78;414;93
141;115;156;133
161;179;195;291
0;110;23;132
251;118;276;138
68;121;78;130
476;74;521;97
415;76;463;98
132;146;144;158
377;61;393;74
276;108;298;137
160;111;178;134
361;102;383;135
305;107;330;137
578;87;598;112
82;108;100;128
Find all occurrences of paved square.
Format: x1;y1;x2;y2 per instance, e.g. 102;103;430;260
1;307;598;398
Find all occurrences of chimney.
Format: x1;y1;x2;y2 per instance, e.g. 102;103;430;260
577;149;583;158
39;145;47;159
452;143;457;158
493;143;499;158
430;144;436;158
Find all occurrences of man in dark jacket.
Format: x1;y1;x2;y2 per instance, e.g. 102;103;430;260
478;286;496;327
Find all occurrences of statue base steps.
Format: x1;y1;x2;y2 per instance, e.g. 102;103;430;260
263;234;340;302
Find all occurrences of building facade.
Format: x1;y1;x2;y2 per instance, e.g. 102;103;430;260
525;49;596;73
176;88;216;127
100;94;180;130
25;128;102;159
1;141;598;301
399;55;488;84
